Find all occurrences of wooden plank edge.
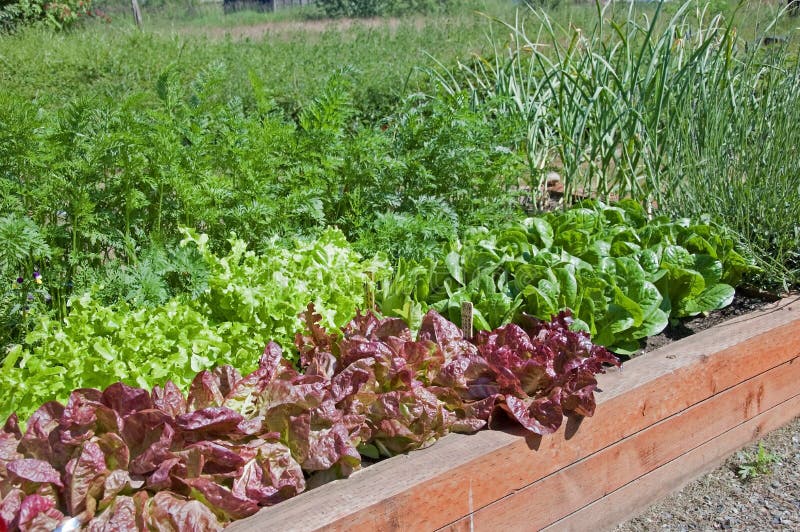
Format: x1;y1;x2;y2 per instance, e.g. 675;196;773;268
544;394;800;532
598;295;800;401
227;298;800;532
437;356;800;531
592;317;800;443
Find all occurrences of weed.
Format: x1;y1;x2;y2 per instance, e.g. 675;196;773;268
737;442;779;480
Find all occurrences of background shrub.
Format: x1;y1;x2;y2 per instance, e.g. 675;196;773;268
0;0;97;31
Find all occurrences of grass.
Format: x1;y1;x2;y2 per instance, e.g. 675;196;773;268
0;0;519;120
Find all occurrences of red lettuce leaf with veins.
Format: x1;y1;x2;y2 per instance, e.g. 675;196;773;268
143;491;222;532
6;459;63;488
99;470;144;509
16;494;63;531
0;421;23;481
64;440;108;514
181;477;259;520
501;389;564;435
85;494;138;531
146;457;182;491
187;371;225;411
128;422;178;476
18;403;63;464
295;304;338;368
96;433;129;471
3;416;21;439
284;408;360;473
61;389;103;437
232;441;304;505
0;489;24;531
185;441;247;475
418;309;477;362
152;381;188;418
459;310;619;435
116;411;172;484
175;407;244;435
365;388;453;456
101;383;152;417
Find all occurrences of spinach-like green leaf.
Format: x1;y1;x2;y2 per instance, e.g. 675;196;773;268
379;201;753;354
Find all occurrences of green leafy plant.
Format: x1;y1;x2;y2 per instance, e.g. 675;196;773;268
0;0;98;31
0;229;389;421
0;58;527;363
0;306;616;529
0;215;55;352
379;201;753;354
430;1;800;290
737;442;779;480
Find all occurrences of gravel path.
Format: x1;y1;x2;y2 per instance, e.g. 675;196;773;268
616;416;800;531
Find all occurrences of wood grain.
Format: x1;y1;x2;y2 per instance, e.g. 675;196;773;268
544;393;800;532
440;356;800;531
227;297;800;532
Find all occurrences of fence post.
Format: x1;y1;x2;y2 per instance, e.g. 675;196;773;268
130;0;143;28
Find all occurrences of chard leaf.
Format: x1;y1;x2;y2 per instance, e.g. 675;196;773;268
523;217;554;249
444;251;464;286
678;284;736;317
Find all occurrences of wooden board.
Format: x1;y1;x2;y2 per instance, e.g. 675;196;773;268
440;356;800;531
228;297;800;532
545;393;800;532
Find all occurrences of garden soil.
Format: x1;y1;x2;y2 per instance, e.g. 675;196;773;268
638;291;778;355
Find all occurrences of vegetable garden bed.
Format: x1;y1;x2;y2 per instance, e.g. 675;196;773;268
228;296;800;531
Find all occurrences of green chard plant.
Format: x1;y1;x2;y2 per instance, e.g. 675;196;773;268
379;201;753;354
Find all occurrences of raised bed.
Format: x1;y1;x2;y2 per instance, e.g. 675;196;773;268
228;296;800;532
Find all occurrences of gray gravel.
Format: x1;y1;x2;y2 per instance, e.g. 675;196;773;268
616;417;800;531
